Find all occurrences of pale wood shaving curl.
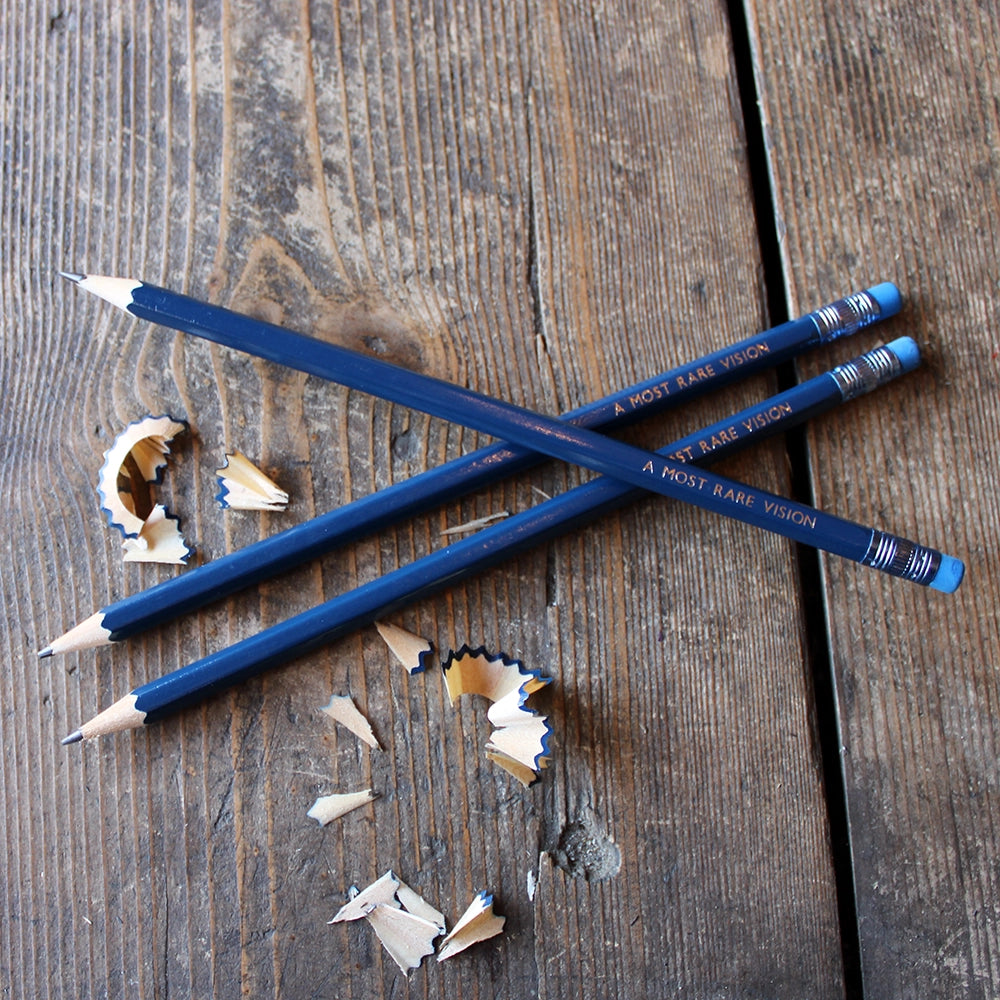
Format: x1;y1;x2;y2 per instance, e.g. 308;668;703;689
306;789;376;826
319;694;380;749
436;891;505;962
215;451;289;511
366;905;441;972
97;415;187;539
375;621;433;675
442;646;553;786
121;504;191;565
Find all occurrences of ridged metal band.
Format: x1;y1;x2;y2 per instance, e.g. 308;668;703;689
862;530;942;585
830;344;904;401
811;290;882;342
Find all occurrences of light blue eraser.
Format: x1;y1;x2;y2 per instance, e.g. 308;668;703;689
866;282;903;318
929;554;965;593
886;336;920;373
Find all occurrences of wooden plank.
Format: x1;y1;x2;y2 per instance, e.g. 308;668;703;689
743;0;1000;995
2;0;844;996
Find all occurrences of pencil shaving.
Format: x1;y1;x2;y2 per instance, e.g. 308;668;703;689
394;881;447;933
306;788;375;826
485;686;552;781
375;621;433;674
121;504;191;564
329;871;400;923
215;451;289;510
97;415;187;538
366;905;442;972
319;694;380;749
329;870;444;973
436;891;505;962
442;646;553;786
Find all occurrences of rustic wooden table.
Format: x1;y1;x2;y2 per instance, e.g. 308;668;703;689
3;1;998;997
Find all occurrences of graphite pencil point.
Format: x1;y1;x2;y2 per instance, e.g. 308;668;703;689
58;270;85;282
37;646;53;659
61;730;83;746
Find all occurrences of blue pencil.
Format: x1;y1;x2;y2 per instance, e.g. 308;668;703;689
62;337;949;742
45;280;899;655
61;273;960;591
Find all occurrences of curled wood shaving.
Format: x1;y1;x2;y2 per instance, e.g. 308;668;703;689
306;789;376;826
394;881;446;934
97;415;187;538
215;451;289;510
121;504;191;565
436;891;505;962
319;694;380;749
366;905;442;972
329;871;400;923
442;646;552;786
375;621;433;675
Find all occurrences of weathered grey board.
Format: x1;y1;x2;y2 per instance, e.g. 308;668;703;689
745;0;1000;995
1;1;852;996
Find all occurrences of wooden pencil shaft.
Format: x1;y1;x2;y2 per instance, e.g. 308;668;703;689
89;286;892;644
87;278;927;574
82;339;919;734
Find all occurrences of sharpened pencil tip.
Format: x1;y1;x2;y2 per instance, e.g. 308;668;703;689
38;646;53;659
58;270;85;282
61;730;83;746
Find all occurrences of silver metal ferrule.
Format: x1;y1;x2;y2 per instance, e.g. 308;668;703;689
830;344;904;401
861;530;942;585
811;290;883;342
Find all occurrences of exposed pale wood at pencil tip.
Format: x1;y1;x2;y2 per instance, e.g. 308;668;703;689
39;611;112;656
62;694;144;744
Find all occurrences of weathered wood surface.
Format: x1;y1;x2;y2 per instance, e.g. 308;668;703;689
8;0;993;997
745;0;1000;996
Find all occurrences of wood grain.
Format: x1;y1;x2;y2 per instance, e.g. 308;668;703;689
2;1;847;996
744;0;1000;995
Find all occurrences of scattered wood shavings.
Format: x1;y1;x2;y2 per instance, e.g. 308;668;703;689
439;510;509;536
215;451;289;510
442;646;553;786
319;694;380;749
436;891;505;962
97;415;188;538
376;621;433;674
307;788;376;826
329;870;444;973
330;871;400;923
121;504;191;564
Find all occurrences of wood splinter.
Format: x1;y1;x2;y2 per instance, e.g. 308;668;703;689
439;510;509;536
